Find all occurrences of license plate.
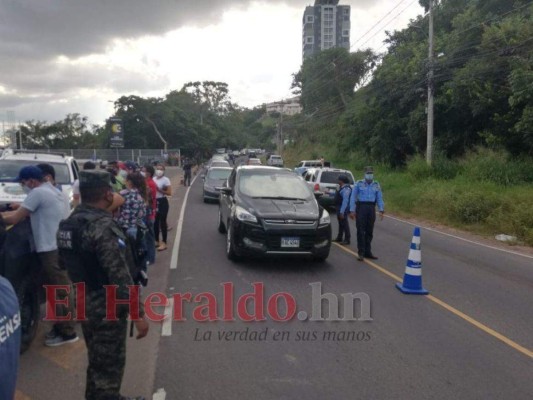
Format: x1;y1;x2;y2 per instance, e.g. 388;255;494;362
281;237;300;248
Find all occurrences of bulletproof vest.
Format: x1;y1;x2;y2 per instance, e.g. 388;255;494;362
57;213;109;292
335;185;351;208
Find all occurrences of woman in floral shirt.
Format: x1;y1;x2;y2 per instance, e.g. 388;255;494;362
116;172;148;239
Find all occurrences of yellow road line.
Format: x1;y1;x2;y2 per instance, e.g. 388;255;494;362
333;242;533;359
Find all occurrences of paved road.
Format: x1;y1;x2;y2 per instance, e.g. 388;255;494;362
153;173;533;399
14;165;533;399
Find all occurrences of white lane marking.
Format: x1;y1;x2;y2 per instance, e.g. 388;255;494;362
161;298;174;337
386;214;533;260
170;173;200;270
152;388;167;400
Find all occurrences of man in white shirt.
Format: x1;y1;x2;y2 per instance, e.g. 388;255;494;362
1;166;78;346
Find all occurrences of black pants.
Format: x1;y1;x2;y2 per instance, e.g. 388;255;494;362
356;203;376;256
184;170;192;186
336;212;351;241
155;197;169;244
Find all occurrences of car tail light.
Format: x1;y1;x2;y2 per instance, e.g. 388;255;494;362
314;183;320;191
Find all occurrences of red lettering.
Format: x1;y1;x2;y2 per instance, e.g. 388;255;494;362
74;282;86;321
221;282;234;321
237;282;266;322
144;293;168;322
267;292;296;322
172;292;192;321
43;285;72;321
193;293;218;322
105;285;141;321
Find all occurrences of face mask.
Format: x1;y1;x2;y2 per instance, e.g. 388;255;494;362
23;185;32;194
140;172;146;178
365;173;374;181
155;170;164;178
119;170;127;179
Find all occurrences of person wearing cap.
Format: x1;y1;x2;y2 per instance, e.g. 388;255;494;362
0;165;78;346
334;174;352;245
57;170;148;400
349;166;385;261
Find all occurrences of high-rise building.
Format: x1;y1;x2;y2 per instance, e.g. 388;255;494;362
302;0;351;60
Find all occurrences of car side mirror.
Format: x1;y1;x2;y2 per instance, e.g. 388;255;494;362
218;187;232;196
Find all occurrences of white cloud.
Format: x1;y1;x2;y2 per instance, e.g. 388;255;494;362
0;0;423;126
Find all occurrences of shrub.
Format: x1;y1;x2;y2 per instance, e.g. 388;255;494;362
462;149;533;185
448;191;502;224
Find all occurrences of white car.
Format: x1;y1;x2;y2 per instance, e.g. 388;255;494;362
247;158;262;166
0;150;80;209
267;155;284;167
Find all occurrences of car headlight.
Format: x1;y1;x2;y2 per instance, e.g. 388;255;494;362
235;206;258;223
319;209;330;226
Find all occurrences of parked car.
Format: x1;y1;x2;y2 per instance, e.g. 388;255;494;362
218;166;331;261
267;155;284;167
294;160;323;176
303;167;355;210
202;167;233;202
0;150;80;209
247;158;262;165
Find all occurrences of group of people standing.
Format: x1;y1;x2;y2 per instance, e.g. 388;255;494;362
0;159;177;400
335;166;385;261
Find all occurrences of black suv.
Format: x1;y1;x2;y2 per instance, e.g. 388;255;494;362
218;166;331;261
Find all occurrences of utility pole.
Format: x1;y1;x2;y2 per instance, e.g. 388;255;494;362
426;0;435;166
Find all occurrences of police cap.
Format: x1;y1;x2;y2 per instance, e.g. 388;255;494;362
79;170;112;190
364;166;374;173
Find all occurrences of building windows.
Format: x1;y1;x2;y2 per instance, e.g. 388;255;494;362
306;15;314;23
342;30;349;36
306;36;314;44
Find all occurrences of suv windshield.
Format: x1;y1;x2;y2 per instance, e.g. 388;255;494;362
239;170;312;200
320;171;354;184
207;169;232;180
0;160;71;184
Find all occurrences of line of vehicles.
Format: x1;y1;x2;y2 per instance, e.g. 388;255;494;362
202;154;355;263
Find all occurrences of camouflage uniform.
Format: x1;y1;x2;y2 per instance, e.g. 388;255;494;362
58;171;144;400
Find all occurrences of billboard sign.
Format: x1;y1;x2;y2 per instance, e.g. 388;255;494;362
109;118;124;148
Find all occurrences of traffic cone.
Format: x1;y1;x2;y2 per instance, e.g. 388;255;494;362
396;227;428;295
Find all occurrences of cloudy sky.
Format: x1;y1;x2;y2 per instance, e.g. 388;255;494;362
0;0;423;127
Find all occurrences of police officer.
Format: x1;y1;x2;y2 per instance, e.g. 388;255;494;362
57;170;148;400
0;216;21;400
349;166;385;261
334;175;352;245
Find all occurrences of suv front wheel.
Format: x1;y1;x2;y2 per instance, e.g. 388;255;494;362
226;224;241;261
